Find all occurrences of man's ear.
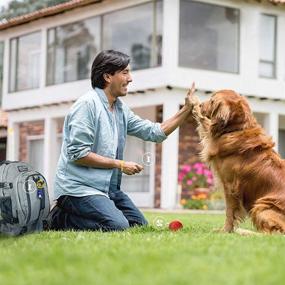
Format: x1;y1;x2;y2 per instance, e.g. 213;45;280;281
103;73;112;84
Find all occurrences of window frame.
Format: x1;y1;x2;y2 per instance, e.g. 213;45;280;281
46;0;162;87
178;0;241;74
102;0;162;71
0;41;4;107
27;134;44;173
8;30;42;93
258;13;277;79
46;15;102;86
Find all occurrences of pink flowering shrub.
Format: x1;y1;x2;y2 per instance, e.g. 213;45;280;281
178;162;214;191
178;162;225;210
178;162;215;209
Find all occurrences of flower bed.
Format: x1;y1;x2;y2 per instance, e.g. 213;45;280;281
178;162;225;210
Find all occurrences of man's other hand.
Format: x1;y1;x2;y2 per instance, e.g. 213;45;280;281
122;161;143;175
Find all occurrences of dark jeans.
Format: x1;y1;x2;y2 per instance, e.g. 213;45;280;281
49;189;148;231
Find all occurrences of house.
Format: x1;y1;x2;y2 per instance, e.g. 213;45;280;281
0;0;285;209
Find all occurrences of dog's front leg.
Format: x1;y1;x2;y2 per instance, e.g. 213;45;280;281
223;187;245;233
215;193;239;233
223;195;236;233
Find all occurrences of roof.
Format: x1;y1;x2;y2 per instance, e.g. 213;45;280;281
0;0;284;31
0;0;102;31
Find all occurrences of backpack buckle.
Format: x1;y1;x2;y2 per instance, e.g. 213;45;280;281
0;182;13;189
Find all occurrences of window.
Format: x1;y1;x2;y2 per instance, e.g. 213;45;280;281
259;14;277;78
9;32;41;92
46;1;163;86
0;42;4;106
28;138;44;174
279;130;285;159
179;0;239;73
103;1;162;71
0;138;6;161
121;135;152;193
47;17;101;85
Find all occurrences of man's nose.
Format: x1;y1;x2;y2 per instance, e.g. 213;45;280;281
128;74;133;83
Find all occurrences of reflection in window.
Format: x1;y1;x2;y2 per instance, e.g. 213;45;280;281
259;14;276;78
0;42;4;106
47;17;100;85
179;0;239;73
103;1;162;71
121;135;151;193
28;138;44;174
9;32;41;92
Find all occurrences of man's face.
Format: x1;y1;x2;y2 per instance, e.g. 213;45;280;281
108;65;132;97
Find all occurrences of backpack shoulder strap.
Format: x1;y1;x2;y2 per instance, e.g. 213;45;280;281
0;161;13;166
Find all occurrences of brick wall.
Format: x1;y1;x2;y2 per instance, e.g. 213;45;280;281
0;110;7;127
154;105;163;208
178;108;202;167
154;106;202;207
178;108;202;200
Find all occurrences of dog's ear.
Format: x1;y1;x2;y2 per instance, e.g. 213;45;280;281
211;99;252;137
210;101;231;137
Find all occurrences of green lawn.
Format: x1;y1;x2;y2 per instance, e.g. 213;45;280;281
1;212;285;285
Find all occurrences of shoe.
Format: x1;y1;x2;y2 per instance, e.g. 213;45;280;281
43;204;61;231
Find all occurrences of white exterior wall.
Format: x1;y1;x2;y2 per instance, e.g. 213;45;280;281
1;0;285;111
1;0;285;208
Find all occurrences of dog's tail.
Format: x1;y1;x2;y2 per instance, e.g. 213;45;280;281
250;195;285;234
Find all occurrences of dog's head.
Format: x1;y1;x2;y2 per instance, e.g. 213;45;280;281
201;90;256;137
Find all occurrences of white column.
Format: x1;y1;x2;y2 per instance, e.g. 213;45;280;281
277;15;285;81
264;112;279;152
240;7;259;90
44;117;57;201
40;28;47;89
160;102;180;209
2;38;10;100
162;0;179;72
6;120;19;161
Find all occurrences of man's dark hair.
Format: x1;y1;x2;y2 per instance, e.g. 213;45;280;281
91;50;130;89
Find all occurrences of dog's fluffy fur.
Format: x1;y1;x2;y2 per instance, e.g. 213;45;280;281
191;90;285;234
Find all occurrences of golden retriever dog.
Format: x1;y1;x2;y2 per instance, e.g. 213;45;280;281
190;90;285;234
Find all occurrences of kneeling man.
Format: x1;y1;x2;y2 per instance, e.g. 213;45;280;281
49;50;195;231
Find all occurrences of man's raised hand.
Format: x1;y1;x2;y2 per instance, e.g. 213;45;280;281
184;82;200;112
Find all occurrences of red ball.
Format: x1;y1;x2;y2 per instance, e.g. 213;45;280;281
168;220;183;231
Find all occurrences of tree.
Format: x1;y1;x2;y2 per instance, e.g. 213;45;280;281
0;0;70;22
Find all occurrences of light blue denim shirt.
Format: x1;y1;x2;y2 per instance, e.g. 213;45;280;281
54;88;167;200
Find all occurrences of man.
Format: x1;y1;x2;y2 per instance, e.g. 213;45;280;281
49;50;195;231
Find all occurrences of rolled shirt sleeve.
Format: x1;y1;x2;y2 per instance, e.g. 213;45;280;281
127;108;167;143
66;101;95;161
